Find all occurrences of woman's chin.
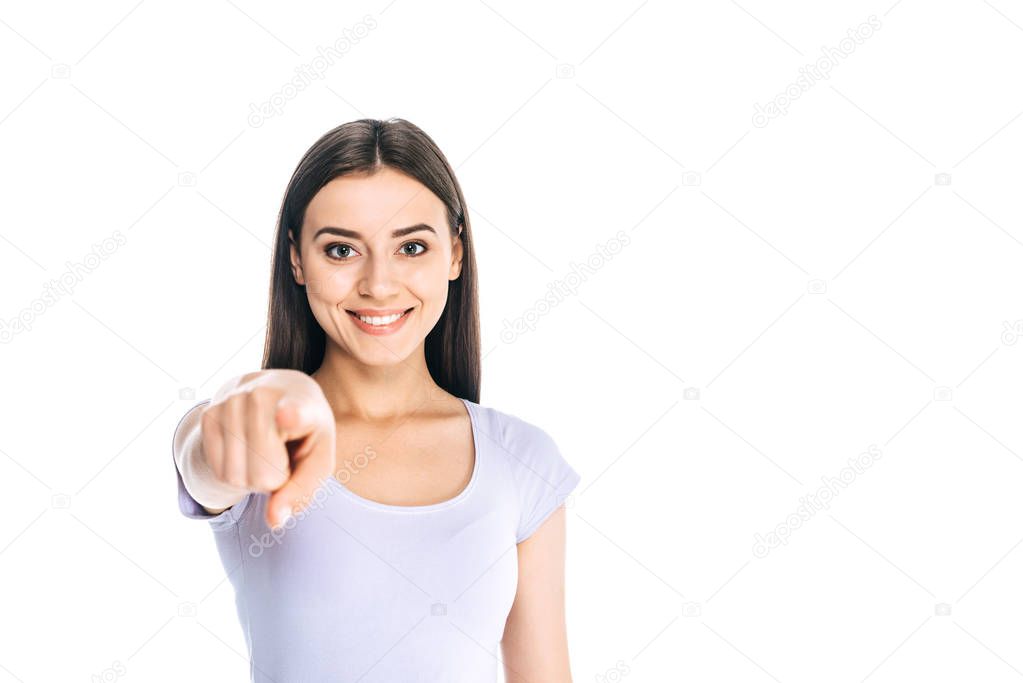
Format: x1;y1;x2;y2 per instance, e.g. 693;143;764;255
346;342;417;366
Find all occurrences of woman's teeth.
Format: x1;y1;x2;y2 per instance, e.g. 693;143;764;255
353;310;409;326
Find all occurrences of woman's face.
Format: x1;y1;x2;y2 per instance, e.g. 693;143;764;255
290;166;463;366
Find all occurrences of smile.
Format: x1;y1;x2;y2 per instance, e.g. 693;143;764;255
345;307;414;334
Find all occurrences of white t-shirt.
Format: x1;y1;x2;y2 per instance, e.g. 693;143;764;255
173;396;581;682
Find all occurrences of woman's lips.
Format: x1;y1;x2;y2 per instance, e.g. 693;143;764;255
346;307;414;335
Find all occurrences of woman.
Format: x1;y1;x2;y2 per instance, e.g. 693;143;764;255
171;118;582;682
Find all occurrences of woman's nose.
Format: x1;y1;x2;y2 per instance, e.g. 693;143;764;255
358;253;400;298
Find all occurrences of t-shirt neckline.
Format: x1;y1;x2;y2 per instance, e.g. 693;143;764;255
324;396;481;513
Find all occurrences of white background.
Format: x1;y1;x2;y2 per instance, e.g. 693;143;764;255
1;1;1022;681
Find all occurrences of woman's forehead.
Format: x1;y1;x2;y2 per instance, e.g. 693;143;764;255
303;170;446;236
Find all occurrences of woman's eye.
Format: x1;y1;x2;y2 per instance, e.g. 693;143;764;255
326;243;357;260
402;241;427;257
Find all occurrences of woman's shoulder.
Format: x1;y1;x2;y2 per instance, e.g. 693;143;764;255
466;398;581;543
464;398;569;468
465;397;547;440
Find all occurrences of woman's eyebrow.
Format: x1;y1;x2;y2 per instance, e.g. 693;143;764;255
313;223;437;240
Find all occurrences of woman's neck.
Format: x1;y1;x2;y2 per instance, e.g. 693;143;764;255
311;345;444;422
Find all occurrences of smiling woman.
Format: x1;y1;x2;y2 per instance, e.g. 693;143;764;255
287;167;461;363
171;118;581;682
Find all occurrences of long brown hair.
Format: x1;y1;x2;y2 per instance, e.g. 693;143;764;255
261;118;481;403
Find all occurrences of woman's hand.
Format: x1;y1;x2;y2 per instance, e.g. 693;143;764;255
196;369;337;529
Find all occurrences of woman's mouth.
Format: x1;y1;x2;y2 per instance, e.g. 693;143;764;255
345;307;414;335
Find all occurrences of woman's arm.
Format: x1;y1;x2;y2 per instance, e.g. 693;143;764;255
500;504;574;683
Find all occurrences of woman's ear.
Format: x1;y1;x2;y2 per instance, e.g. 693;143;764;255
288;230;305;286
449;229;464;281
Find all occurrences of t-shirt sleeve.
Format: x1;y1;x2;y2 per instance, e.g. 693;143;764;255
511;421;582;544
172;399;253;531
